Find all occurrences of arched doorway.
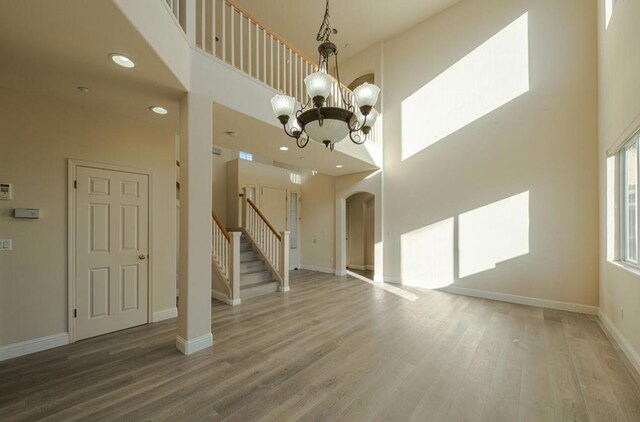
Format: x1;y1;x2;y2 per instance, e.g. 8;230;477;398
347;73;375;92
345;192;375;279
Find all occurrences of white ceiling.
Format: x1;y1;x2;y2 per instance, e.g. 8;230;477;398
0;0;185;131
233;0;462;61
213;103;378;176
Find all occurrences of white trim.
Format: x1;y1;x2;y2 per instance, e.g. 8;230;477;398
279;286;291;292
0;333;69;362
598;310;640;375
347;264;367;271
299;264;335;274
175;333;213;355
211;289;241;306
68;159;153;342
438;285;599;315
366;265;375;271
152;307;178;322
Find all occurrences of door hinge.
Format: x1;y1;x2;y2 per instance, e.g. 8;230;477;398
74;180;78;189
73;309;77;318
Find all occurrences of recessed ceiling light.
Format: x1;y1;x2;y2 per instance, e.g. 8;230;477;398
280;146;289;151
77;86;90;93
110;54;135;68
336;165;343;168
149;106;168;115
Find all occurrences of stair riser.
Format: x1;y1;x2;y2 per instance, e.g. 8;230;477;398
241;282;279;299
240;252;258;262
240;271;273;285
240;261;265;273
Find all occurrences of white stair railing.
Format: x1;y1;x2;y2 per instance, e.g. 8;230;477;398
212;211;240;303
165;0;381;147
241;189;290;291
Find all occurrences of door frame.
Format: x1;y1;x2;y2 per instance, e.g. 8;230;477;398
67;159;153;343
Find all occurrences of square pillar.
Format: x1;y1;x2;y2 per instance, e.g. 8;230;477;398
176;92;213;354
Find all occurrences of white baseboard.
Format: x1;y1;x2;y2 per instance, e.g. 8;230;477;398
598;310;640;375
347;264;367;271
175;333;213;355
279;286;291;292
366;265;375;271
152;307;178;322
439;285;599;315
211;289;240;306
299;264;335;274
0;333;69;362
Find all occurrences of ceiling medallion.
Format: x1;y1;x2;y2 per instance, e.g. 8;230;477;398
270;0;380;151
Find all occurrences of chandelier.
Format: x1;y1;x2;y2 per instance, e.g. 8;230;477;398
270;0;380;151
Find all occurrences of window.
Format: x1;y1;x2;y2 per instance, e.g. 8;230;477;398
289;192;298;249
239;151;253;161
621;133;640;265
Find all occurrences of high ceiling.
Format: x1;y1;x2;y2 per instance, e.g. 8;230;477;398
233;0;462;61
0;0;185;131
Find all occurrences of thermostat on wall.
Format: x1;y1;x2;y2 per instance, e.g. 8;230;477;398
0;183;11;200
14;208;40;219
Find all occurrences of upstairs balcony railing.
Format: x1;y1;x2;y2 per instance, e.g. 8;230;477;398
163;0;381;147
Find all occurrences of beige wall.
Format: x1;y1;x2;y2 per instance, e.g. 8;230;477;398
379;0;599;304
0;90;176;346
598;0;640;358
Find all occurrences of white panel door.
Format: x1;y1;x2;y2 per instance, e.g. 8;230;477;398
260;186;287;232
75;166;149;340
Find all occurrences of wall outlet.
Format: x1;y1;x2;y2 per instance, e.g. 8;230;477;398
0;239;12;251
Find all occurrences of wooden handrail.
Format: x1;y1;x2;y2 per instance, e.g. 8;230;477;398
225;0;319;67
212;211;231;242
247;198;282;241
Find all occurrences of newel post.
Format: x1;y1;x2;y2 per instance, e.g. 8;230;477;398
229;231;241;305
279;231;290;292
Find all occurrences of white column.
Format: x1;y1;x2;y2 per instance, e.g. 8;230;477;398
335;198;347;276
176;91;213;355
279;231;290;291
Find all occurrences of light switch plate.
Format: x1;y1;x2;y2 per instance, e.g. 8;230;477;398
0;183;11;200
0;239;12;251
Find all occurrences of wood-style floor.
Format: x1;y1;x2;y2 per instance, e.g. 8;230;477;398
1;270;640;421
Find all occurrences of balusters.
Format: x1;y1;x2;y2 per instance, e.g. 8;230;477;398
212;0;216;56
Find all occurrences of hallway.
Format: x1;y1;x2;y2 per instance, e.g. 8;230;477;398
1;271;639;421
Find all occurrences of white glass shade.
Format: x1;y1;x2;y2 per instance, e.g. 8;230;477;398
304;72;333;99
304;119;350;144
286;115;302;133
271;95;296;117
353;82;380;107
356;108;379;127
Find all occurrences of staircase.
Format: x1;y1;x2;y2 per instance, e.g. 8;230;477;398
239;233;280;299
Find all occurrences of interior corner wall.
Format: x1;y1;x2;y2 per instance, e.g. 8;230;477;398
381;0;599;305
212;146;237;226
0;89;177;347
598;0;640;359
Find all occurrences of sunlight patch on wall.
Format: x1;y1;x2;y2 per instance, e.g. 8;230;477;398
605;0;615;29
401;218;454;288
401;13;530;161
458;192;529;278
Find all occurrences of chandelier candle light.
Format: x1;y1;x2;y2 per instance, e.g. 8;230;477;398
270;0;380;151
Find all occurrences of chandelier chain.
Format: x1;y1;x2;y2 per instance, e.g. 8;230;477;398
316;0;332;42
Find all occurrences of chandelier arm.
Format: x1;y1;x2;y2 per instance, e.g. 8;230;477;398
347;112;368;132
282;124;300;139
298;97;312;114
296;135;310;148
349;130;366;145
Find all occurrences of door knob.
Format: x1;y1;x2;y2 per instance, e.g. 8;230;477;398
139;254;146;260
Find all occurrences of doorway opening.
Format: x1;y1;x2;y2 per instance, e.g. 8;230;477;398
346;192;375;280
